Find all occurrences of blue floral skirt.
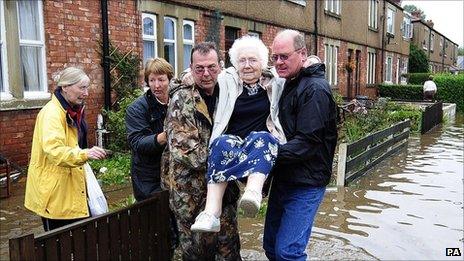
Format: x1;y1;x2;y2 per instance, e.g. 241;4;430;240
206;131;279;183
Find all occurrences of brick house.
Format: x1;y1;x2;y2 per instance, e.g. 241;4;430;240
410;19;459;73
0;0;454;168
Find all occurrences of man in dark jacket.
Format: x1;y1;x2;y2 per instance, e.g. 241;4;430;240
263;30;338;260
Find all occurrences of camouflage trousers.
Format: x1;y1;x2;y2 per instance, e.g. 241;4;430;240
169;188;241;261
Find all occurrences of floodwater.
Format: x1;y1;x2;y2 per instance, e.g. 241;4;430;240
240;115;464;260
1;115;463;260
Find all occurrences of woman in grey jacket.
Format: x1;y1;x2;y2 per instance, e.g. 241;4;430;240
191;36;286;232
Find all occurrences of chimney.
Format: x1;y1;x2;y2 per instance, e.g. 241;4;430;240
411;10;422;19
426;20;434;28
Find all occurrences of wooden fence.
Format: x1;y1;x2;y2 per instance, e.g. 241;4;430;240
337;120;410;186
421;101;443;134
9;190;171;261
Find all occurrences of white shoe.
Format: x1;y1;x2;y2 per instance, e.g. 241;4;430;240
190;211;220;233
239;189;262;218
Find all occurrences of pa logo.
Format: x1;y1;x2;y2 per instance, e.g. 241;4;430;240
446;248;462;256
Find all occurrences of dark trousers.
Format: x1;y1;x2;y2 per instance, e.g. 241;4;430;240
42;217;86;232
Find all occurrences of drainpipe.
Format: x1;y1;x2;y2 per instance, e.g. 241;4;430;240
314;1;318;55
441;38;445;71
380;0;386;83
101;0;111;111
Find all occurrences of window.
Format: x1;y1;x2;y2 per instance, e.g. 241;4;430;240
402;17;412;39
182;20;194;70
423;28;428;50
18;0;47;99
401;58;408;84
225;27;240;68
385;54;393;83
430;33;435;51
395;57;400;84
367;51;376;85
324;44;338;86
0;1;10;99
325;0;341;15
248;31;261;38
164;17;177;74
368;0;378;29
142;13;157;64
386;8;395;35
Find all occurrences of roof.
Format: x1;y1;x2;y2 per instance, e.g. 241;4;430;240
411;20;459;46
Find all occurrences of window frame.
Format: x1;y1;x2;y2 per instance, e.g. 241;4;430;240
386;7;395;35
163;16;177;75
17;0;49;100
385;54;393;83
325;0;341;15
401;58;408;84
142;13;158;65
402;17;412;39
368;0;378;29
182;20;194;70
324;44;338;86
430;32;435;51
367;51;376;85
0;1;11;100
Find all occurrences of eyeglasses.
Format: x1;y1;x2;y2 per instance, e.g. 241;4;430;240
193;64;219;74
238;57;259;66
271;48;303;62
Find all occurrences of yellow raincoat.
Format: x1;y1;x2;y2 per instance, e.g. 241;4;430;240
24;95;89;219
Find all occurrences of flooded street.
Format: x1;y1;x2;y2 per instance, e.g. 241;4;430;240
1;116;463;260
240;115;464;260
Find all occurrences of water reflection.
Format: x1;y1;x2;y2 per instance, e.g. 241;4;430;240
313;116;463;260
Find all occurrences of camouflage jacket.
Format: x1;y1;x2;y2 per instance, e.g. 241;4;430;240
161;79;213;207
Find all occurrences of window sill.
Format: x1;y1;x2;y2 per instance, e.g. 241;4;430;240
0;96;51;111
285;0;306;7
366;84;376;88
368;27;379;33
324;10;341;19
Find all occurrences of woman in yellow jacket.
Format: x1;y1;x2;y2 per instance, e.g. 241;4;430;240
25;67;107;231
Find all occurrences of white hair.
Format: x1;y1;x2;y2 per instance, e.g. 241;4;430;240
53;67;90;87
228;35;269;69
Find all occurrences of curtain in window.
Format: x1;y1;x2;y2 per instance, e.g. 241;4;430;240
183;44;192;70
18;1;42;92
144;41;155;63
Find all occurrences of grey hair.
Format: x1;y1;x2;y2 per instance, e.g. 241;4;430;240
54;67;90;87
276;29;306;50
228;35;269;69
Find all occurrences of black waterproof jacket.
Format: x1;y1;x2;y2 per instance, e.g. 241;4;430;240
126;91;167;201
272;63;338;187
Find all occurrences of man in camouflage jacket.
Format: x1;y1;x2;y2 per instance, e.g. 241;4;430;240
162;42;241;261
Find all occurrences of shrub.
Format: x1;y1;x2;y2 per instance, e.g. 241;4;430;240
104;89;143;152
339;101;422;143
378;84;423;100
99;42;143;152
409;44;429;73
434;73;464;112
89;152;132;185
403;73;432;85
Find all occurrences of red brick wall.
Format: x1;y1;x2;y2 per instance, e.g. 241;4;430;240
0;0;141;167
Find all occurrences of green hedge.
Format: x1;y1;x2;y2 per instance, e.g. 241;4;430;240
378;74;464;112
403;73;432;85
378;84;423;100
434;74;464;112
